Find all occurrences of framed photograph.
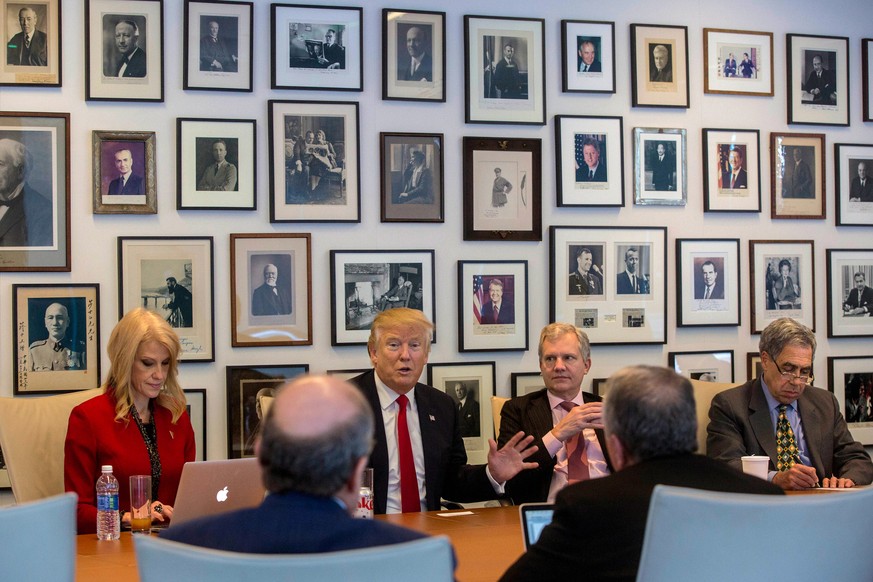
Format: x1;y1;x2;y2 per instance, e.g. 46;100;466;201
828;356;873;445
427;361;495;464
462;136;542;241
85;0;164;101
230;233;312;347
787;33;849;126
834;143;873;227
0;111;70;272
0;0;61;86
703;28;773;96
676;238;741;327
379;132;444;223
510;372;544;397
0;448;8;489
176;118;255;210
12;284;100;394
270;3;362;91
329;249;435;346
118;236;215;361
91;130;156;214
634;127;686;205
702;128;761;213
669;350;735;383
464;15;546;125
749;240;815;334
183;388;206;461
457;260;529;352
226;364;308;458
826;249;873;338
591;378;610;398
864;39;873;122
770;132;825;219
382;8;445;102
561;19;615;94
268;99;360;223
183;0;252;92
326;368;369;381
746;352;762;382
550;225;668;345
630;23;689;108
555;115;624;207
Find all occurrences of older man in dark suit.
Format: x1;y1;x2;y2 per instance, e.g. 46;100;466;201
7;6;47;66
843;272;873;316
849;161;873;202
0;138;52;247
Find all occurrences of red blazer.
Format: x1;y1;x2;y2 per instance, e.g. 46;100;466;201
64;391;195;533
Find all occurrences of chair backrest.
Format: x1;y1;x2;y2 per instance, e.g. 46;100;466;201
136;534;454;582
0;493;77;582
636;485;873;582
0;388;103;502
688;379;736;453
491;396;510;436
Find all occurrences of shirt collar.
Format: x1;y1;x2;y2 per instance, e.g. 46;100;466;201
547;388;584;410
760;377;797;410
374;370;417;413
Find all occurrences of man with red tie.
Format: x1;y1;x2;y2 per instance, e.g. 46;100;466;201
479;278;514;324
350;308;537;514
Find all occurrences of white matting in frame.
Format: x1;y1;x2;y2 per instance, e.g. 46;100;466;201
826;249;873;338
383;9;444;102
669;350;734;383
676;238;740;327
458;260;528;352
828;356;873;445
787;34;849;126
634;128;686;206
703;28;773;96
702;128;761;212
555;115;624;207
834;143;873;227
750;240;815;334
561;19;615;94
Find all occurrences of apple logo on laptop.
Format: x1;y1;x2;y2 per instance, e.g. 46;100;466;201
216;486;229;503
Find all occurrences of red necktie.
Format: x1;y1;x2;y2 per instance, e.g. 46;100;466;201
493;305;499;323
559;401;590;484
396;395;420;513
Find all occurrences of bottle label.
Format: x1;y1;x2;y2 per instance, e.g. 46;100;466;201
97;493;119;511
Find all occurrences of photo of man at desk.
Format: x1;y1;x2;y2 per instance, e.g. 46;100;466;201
707;317;873;490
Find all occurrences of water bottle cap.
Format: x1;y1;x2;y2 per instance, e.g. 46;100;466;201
101;465;113;473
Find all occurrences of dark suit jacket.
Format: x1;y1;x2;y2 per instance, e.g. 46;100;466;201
351;371;495;514
116;47;146;77
721;168;748;189
457;397;480;438
577;58;602;73
804;68;836;102
398;52;432;81
499;454;782;582
0;184;53;247
650;66;672;82
651;155;674;190
568;270;602;295
785;159;812;198
107;173;145;195
251;283;292;316
498;389;613;504
398;165;432;204
844;286;873;314
616;271;649;294
706;379;873;486
694;278;724;300
6;30;47;66
575;163;606;182
160;491;429;553
480;300;514;324
849;176;873;201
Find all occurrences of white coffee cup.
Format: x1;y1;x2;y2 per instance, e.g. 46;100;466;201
741;455;769;479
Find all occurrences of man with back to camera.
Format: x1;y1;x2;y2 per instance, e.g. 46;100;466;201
568;247;602;296
114;19;146;78
849;161;873;202
251;263;292;316
0;138;52;247
707;317;873;490
29;302;85;371
577;40;601;73
454;382;480;438
843;272;873;316
616;247;650;295
498;323;613;504
480;278;514;324
721;147;747;190
197;139;237;191
349;308;538;514
200;20;237;72
161;375;441;556
398;26;432;82
575;139;606;183
500;365;782;581
695;260;724;300
7;6;47;66
107;149;145;195
650;44;671;82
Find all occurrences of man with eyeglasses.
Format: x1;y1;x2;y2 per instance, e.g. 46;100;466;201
706;317;872;490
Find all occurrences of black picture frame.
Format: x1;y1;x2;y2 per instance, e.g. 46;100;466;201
749;239;815;334
827;355;873;445
379;132;444;223
183;0;253;92
668;350;735;383
510;371;544;397
630;23;690;108
183;388;207;461
561;19;616;94
676;238;741;328
457;260;529;352
864;39;873;122
834;143;873;227
382;8;445;102
702;128;762;213
826;249;873;339
786;33;849;126
0;0;62;87
555;115;624;208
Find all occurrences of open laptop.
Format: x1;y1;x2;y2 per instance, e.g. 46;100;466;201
167;458;266;528
518;503;555;550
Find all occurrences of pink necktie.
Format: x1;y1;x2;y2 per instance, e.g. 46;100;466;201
559;402;590;484
396;395;419;513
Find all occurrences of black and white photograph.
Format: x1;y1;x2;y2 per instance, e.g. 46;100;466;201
676;238;741;327
510;372;544;398
703;29;773;96
703;129;761;213
770;132;825;219
567;244;605;297
750;240;815;333
669;350;734;384
615;244;652;296
458;261;529;352
92;130;156;214
427;361;495;464
787;33;849;126
826;249;873;339
864;39;873;122
1;0;61;86
184;0;252;91
383;9;445;102
561;20;615;93
828;356;873;445
630;23;689;108
555;115;624;207
183;388;206;461
835;143;873;227
634;127;686;206
447;380;481;438
380;132;443;223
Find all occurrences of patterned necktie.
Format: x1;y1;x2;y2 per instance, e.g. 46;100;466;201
395;395;420;512
704;286;711;300
558;401;589;484
775;404;800;471
493;305;499;323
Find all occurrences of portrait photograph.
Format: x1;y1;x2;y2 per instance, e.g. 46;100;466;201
85;0;163;101
184;0;253;92
329;249;435;346
458;260;529;352
271;4;362;91
770;132;825;219
703;28;774;96
561;20;615;93
827;356;873;445
1;0;61;87
427;361;495;464
269;100;359;223
750;240;815;333
630;23;689;108
91;130;156;214
230;233;312;347
464;15;545;125
676;238;741;327
446;379;481;438
567;243;605;298
556;115;624;207
634;127;686;206
864;39;873;122
787;33;849;126
12;283;100;394
615;243;653;296
702;128;761;213
511;372;544;397
380;132;444;223
669;350;735;384
383;8;445;102
834;143;873;227
826;249;873;339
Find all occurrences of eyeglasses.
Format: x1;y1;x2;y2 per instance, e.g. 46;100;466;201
767;353;814;384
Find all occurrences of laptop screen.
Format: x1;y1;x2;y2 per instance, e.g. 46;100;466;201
519;503;555;550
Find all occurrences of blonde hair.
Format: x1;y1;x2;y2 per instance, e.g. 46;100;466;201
367;308;433;356
105;308;186;422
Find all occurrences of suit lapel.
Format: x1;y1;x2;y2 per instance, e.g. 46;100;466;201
413;384;442;510
748;380;779;463
797;392;823;475
0;196;25;240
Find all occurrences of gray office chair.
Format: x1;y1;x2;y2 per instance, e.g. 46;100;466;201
0;493;77;582
636;484;873;581
136;534;454;582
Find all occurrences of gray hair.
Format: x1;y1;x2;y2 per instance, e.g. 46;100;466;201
538;322;591;361
759;317;816;361
0;139;30;177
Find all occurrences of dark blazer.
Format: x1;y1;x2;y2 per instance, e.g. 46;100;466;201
6;29;47;66
616;271;649;294
575;163;606;182
497;388;613;504
650;66;672;83
721;168;748;189
397;165;433;204
706;379;873;486
500;454;782;582
569;270;602;295
0;185;53;247
116;47;146;77
480;300;514;324
398;52;432;81
651;154;674;190
251;283;292;316
844;286;873;314
694;278;724;300
849;176;873;201
457;397;480;438
785;159;812;198
161;491;429;553
107;173;145;195
351;371;495;514
804;68;836;102
577;58;602;73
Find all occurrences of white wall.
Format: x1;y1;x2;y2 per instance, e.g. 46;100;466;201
1;0;871;466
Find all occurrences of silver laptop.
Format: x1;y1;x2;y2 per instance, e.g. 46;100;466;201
518;503;555;550
168;458;266;528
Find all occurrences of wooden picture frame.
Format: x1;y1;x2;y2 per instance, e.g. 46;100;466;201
827;356;873;445
183;0;253;92
427;361;495;464
561;19;615;94
0;0;61;86
183;388;206;461
750;240;815;334
770;132;825;219
462;136;542;241
630;23;689;108
703;28;773;96
85;0;164;101
591;378;610;398
702;128;761;213
633;127;686;206
12;284;101;394
555;115;624;207
669;350;735;383
676;238;741;327
826;249;873;339
787;33;849;126
230;233;312;347
510;372;544;397
457;260;529;352
834;143;873;227
382;8;445;102
379;132;444;223
91;130;157;214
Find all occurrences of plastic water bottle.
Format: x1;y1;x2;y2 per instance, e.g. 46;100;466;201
96;465;120;541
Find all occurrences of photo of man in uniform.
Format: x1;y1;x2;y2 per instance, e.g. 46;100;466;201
29;302;85;371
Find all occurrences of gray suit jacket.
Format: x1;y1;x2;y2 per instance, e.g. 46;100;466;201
706;379;873;485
